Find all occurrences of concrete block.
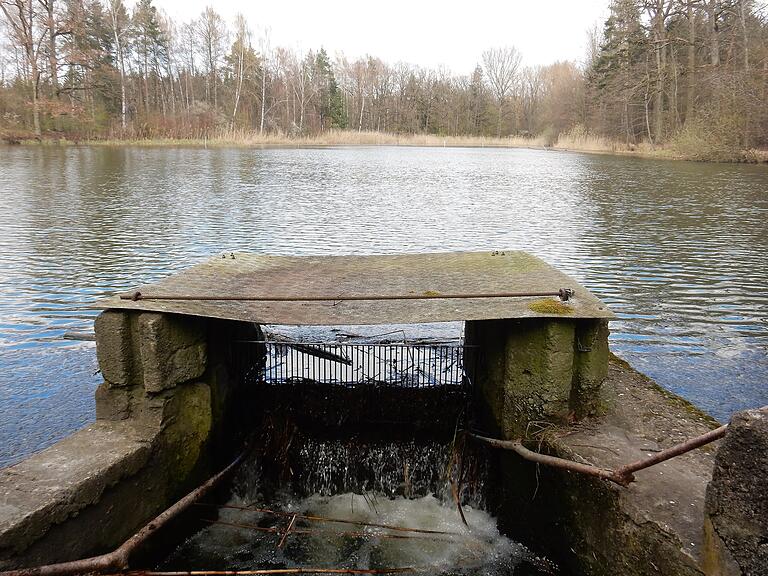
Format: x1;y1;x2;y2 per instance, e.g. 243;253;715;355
705;407;768;575
571;320;610;417
94;383;130;421
0;421;154;566
503;319;575;435
138;313;207;393
94;311;134;387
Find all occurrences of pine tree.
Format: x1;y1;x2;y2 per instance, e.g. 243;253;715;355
315;47;346;130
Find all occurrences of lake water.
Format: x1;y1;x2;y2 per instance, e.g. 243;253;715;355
0;145;766;467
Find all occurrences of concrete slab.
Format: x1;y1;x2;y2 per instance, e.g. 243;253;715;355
498;355;720;576
0;421;154;558
561;356;719;565
95;251;614;325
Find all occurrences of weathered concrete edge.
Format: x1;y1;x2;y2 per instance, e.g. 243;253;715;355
494;354;721;576
0;421;157;561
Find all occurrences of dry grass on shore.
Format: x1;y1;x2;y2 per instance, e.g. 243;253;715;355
82;129;549;150
6;127;766;164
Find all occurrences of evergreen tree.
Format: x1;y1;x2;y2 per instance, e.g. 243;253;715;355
315;47;346;130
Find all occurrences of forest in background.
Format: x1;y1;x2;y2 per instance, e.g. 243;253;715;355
1;0;766;161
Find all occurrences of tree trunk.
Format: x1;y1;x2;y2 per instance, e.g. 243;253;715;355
686;0;696;122
45;0;58;98
260;66;266;135
31;63;40;137
653;6;666;143
707;0;720;66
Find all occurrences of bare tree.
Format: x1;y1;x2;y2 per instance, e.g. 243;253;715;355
1;0;45;136
197;6;226;110
230;13;248;128
106;0;129;131
257;27;271;135
482;46;522;136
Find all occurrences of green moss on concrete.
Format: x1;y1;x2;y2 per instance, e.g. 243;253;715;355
528;298;574;315
571;320;610;418
501;320;576;436
161;381;213;483
496;357;719;576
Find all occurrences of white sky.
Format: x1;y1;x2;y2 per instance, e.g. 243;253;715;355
147;0;611;74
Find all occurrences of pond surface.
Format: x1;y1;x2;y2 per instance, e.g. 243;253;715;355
0;145;766;467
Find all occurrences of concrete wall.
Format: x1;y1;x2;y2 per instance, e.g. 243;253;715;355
0;311;260;569
703;407;768;576
466;318;609;438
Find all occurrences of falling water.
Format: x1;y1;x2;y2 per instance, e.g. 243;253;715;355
161;442;555;575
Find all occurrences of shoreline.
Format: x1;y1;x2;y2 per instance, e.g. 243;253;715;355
4;130;768;165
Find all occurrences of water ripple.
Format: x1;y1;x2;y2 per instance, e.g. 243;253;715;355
0;145;766;466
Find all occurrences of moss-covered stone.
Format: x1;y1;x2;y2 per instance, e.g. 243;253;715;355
466;317;608;438
705;408;768;574
502;320;575;436
528;298;574;315
159;381;213;486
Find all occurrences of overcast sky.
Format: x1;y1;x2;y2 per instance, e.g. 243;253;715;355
147;0;611;74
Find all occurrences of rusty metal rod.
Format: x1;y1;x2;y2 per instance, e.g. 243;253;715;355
120;289;574;303
468;417;741;487
612;424;729;481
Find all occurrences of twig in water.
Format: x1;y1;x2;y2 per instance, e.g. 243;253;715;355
128;568;422;575
277;514;298;548
204;519;458;543
198;505;458;536
450;481;468;527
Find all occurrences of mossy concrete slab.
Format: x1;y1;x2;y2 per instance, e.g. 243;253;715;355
95;251;614;325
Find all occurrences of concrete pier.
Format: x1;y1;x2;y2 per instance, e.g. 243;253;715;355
466;318;609;437
0;312;258;569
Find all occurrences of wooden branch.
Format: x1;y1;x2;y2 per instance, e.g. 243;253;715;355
277;514;297;548
467;416;747;488
469;434;631;486
0;449;248;576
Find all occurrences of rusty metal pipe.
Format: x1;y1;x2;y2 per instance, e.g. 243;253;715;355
120;289;574;302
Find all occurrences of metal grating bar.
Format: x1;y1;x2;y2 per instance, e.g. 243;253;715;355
237;341;476;389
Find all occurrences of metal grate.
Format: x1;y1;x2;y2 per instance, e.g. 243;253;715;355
238;341;476;389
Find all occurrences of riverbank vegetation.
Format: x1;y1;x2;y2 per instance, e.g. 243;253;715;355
1;0;766;162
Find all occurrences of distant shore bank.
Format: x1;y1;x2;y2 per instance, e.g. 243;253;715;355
4;129;767;165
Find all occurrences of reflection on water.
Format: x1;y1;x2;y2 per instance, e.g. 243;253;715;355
0;145;766;466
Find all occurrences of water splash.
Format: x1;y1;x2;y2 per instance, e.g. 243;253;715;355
163;485;543;575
